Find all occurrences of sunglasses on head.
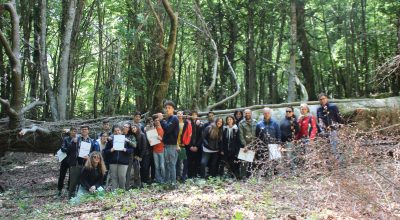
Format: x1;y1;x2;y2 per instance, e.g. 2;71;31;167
92;155;100;159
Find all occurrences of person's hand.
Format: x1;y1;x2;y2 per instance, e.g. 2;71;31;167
107;137;113;141
73;138;78;143
196;120;201;126
83;156;88;160
221;151;224;155
190;146;198;152
89;186;96;193
157;113;163;120
176;146;181;151
243;146;249;153
158;136;162;140
125;138;130;142
135;156;142;161
111;148;115;152
123;148;127;152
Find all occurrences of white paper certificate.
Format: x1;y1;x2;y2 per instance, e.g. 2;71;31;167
57;149;67;162
113;135;125;151
268;144;282;160
79;141;91;158
238;148;255;162
146;129;161;146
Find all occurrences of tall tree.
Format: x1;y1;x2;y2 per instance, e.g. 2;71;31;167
244;0;256;106
287;0;297;102
361;0;369;96
57;0;76;120
296;0;316;100
149;0;178;113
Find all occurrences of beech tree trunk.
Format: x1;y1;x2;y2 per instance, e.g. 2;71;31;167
57;0;76;120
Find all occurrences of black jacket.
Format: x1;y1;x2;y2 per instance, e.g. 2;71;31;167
317;102;343;129
134;132;150;158
222;125;241;157
202;125;222;151
80;167;103;191
104;135;134;165
66;136;96;166
160;115;179;145
190;120;203;147
280;116;299;142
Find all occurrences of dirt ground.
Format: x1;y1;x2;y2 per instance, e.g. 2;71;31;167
1;129;400;219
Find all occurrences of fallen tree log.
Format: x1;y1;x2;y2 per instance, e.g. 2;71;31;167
0;97;399;157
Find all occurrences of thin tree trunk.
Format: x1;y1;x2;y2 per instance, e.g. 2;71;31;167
288;0;297;102
296;0;315;101
57;0;77;120
361;0;369;96
93;0;103;118
245;0;256;106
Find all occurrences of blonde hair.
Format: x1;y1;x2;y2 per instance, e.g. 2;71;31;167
84;151;107;176
300;103;310;113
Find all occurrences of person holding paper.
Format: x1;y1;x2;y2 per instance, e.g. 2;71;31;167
105;124;135;190
77;151;106;198
57;127;77;197
66;125;97;199
255;108;281;175
238;109;257;178
221;115;241;178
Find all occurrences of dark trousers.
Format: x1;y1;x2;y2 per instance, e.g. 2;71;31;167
140;154;151;184
222;154;240;178
57;160;70;191
187;148;202;178
150;154;155;182
200;151;219;178
68;165;82;198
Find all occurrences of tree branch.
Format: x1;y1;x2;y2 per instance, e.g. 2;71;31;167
19;125;50;136
193;3;219;107
0;98;18;116
146;0;164;35
207;56;241;110
0;29;17;66
20;100;46;115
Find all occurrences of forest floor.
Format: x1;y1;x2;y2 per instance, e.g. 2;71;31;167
1;127;400;219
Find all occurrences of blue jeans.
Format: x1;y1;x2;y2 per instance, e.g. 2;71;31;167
200;151;219;178
153;151;166;183
329;130;343;162
164;145;178;184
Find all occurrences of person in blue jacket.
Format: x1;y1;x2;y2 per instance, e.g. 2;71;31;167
104;124;135;190
157;100;179;187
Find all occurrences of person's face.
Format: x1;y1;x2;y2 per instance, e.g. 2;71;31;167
300;107;308;115
263;111;271;120
134;115;141;123
100;134;108;143
177;111;183;120
216;119;223;128
92;154;100;164
123;124;130;135
132;126;138;134
114;128;122;135
319;96;328;106
244;111;252;120
165;105;174;115
191;113;198;120
286;108;294;118
154;118;160;126
70;129;77;138
227;117;234;126
208;113;215;122
103;123;110;131
235;112;242;119
81;127;89;136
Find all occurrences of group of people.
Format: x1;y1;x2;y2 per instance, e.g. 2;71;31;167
57;93;343;199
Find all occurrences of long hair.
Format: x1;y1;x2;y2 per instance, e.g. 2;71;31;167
84;151;107;176
132;124;142;137
209;117;223;140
